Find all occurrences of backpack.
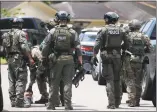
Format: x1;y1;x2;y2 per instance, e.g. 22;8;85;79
3;31;13;48
53;26;72;52
129;32;145;56
3;29;21;53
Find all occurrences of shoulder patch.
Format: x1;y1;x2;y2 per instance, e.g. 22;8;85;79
49;28;55;34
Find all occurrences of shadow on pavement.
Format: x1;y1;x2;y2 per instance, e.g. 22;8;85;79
139;105;155;107
118;107;149;110
31;104;46;107
55;108;98;111
2;110;9;112
30;104;98;111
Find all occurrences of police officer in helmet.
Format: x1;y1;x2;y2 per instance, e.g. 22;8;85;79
42;11;82;110
129;19;142;32
2;17;34;108
11;18;24;29
92;12;129;109
124;19;151;107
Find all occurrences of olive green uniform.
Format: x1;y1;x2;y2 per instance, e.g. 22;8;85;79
40;37;62;106
2;29;30;107
42;25;81;109
94;24;129;108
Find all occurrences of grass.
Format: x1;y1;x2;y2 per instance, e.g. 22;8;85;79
0;58;7;64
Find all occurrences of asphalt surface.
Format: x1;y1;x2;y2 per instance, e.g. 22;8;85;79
52;2;156;21
1;1;156;21
1;65;156;111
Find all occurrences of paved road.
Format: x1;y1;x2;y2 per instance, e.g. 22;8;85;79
52;1;155;21
1;65;156;111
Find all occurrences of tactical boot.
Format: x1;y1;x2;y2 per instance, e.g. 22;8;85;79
135;103;140;107
54;99;61;107
35;96;48;104
60;95;65;106
15;103;30;108
65;105;73;110
11;101;16;107
55;103;62;107
46;103;55;110
126;100;130;103
24;99;31;108
107;105;116;109
115;100;121;108
135;100;140;106
115;104;119;108
128;101;135;107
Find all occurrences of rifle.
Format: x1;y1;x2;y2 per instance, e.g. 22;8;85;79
72;62;91;88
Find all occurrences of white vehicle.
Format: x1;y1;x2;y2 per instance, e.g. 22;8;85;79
79;27;102;73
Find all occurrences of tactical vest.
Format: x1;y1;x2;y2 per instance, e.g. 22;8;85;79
3;29;21;54
53;26;72;52
129;32;145;56
103;25;123;49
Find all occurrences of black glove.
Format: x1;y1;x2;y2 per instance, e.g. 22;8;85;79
42;58;47;66
91;57;98;66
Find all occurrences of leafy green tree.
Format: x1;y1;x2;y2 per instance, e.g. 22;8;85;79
1;8;11;17
1;8;25;17
42;1;52;5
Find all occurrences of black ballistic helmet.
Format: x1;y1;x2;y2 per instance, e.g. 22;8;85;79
129;19;142;31
55;11;71;22
11;17;24;28
104;12;119;24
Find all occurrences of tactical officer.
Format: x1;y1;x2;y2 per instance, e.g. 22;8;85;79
92;12;129;109
120;22;137;107
40;23;65;107
42;11;82;110
2;18;34;108
125;19;151;106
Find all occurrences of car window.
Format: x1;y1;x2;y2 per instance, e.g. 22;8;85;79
0;19;12;29
79;33;84;40
35;18;45;29
151;25;156;40
23;18;36;29
140;19;153;34
0;18;36;29
81;33;97;42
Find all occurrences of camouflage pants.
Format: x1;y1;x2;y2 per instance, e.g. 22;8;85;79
48;55;74;107
7;56;28;105
130;62;143;103
121;56;136;103
102;53;122;106
29;66;49;98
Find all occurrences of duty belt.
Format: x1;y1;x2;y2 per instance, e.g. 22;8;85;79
59;52;72;55
55;50;72;55
8;52;20;55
